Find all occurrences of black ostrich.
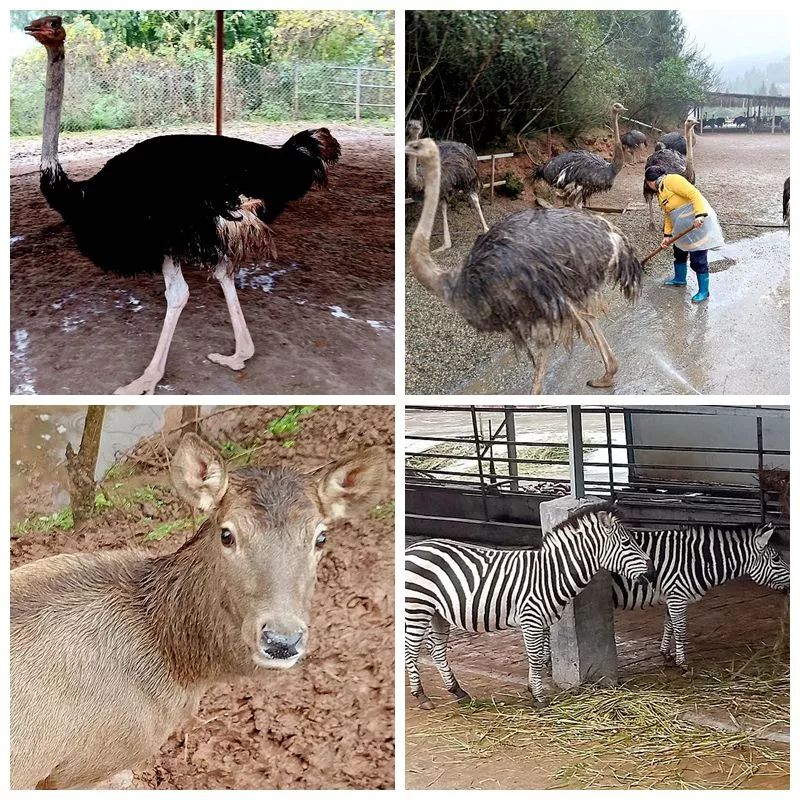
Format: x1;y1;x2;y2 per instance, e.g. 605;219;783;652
406;137;643;393
620;130;648;164
655;120;697;155
643;118;697;230
406;120;488;252
25;16;340;394
533;102;627;207
783;178;790;226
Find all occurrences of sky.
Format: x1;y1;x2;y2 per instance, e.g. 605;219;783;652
679;9;790;63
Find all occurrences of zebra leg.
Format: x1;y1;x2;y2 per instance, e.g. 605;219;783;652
521;624;549;707
660;609;675;663
432;199;451;253
666;598;690;672
542;625;552;674
430;614;470;701
406;619;435;710
468;191;490;233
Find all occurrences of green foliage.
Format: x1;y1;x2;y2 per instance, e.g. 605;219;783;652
14;507;74;536
267;406;319;439
407;10;717;147
498;171;524;199
146;517;195;542
220;440;259;465
370;500;395;520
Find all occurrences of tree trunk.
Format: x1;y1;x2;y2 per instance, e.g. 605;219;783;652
65;406;105;527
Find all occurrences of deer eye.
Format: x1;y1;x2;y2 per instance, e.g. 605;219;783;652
315;530;327;548
220;528;235;548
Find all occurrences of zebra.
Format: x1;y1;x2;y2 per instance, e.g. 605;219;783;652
405;503;654;709
610;522;790;671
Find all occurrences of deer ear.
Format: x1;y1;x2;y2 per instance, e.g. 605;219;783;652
315;446;389;521
171;433;228;512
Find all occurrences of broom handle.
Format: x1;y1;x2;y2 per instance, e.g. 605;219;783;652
641;225;698;265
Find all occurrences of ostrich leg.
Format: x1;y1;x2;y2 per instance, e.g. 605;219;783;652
207;261;255;370
469;192;489;233
432;199;451;253
114;258;188;395
647;195;657;231
530;344;553;395
581;313;619;389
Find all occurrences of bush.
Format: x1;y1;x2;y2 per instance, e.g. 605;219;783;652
498;171;524;199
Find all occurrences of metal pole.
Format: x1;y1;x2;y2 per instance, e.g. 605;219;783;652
756;415;766;524
214;10;224;135
355;67;362;124
490;154;496;205
567;406;585;499
470;406;489;520
505;406;518;493
292;60;299;121
605;407;614;499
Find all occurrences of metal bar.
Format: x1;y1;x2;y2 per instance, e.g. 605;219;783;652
490;154;496;205
567;406;585;498
604;407;614;498
470;406;489;520
505;407;519;493
330;82;392;89
619;115;663;133
477;153;514;161
757;415;766;524
354;67;362;124
214;10;224;135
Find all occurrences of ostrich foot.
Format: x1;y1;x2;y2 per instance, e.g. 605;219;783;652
587;375;615;389
113;373;161;395
431;244;452;254
207;352;250;371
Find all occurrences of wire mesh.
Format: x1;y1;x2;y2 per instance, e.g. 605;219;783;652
11;55;394;135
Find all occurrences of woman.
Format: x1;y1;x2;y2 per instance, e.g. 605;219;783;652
644;165;724;303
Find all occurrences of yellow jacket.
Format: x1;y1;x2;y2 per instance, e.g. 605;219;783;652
657;174;709;234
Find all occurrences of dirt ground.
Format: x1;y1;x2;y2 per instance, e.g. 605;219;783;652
10;122;394;395
11;405;395;789
405;131;789;394
406;579;789;789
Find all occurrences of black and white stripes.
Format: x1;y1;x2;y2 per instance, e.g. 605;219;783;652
611;523;789;669
405;504;653;708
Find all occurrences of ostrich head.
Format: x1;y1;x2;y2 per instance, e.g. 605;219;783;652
24;15;65;50
405;137;439;163
611;102;628;117
654;141;665;152
407;119;423;141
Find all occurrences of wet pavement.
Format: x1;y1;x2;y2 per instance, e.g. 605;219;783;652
406;133;789;395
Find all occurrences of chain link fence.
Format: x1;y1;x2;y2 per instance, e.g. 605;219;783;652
11;56;394;135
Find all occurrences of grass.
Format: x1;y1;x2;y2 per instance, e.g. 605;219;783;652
13;507;74;536
408;650;789;789
145;517;198;542
371;500;395;520
267;405;320;440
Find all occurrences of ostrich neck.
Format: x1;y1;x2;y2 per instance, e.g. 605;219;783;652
406;128;423;191
684;125;695;171
41;46;66;170
610;112;624;174
409;158;447;298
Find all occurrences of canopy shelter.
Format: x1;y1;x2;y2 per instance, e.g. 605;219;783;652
693;91;790;133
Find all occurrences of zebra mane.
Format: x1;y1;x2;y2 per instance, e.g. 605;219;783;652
549;501;622;536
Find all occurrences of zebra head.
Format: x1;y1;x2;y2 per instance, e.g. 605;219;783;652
595;510;654;586
747;524;790;593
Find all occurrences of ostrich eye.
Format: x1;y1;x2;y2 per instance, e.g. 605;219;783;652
220;528;235;548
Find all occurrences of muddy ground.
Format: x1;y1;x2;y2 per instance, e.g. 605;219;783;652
11;405;395;789
406;580;789;789
11;122;394;395
405;131;789;395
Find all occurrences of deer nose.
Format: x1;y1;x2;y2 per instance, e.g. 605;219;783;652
260;628;305;660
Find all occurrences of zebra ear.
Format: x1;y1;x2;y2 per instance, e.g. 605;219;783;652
596;510;611;529
754;524;775;551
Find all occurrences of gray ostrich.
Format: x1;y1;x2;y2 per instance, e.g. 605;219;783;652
620;130;648;164
783;178;790;226
533;102;627;207
644;118;697;230
655;120;697;155
406;120;488;252
406;137;643;393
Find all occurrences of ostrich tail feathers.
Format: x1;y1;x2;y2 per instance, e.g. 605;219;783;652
40;162;81;220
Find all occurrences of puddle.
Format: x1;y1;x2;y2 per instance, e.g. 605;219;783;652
10;406;177;524
11;329;36;395
235;262;299;293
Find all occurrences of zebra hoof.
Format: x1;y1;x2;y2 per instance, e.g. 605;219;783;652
414;692;434;710
661;651;675;664
677;663;691;676
450;686;471;702
531;696;550;709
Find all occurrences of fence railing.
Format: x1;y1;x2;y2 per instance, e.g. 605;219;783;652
11;56;394;136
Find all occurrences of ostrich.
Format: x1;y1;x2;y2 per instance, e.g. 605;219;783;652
406;137;643;393
533;102;627;207
620;130;648;164
783;178;790;226
25;16;340;395
406;120;488;253
655;121;697;155
643;118;697;230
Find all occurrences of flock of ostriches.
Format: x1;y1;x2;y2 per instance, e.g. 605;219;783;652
406;103;790;394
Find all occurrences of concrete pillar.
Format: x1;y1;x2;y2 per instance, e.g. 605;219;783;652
539;495;618;690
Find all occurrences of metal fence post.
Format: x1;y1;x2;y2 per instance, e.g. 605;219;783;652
355;66;362;123
567;406;585;499
504;406;518;493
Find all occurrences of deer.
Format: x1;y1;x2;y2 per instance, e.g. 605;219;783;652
11;433;388;789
